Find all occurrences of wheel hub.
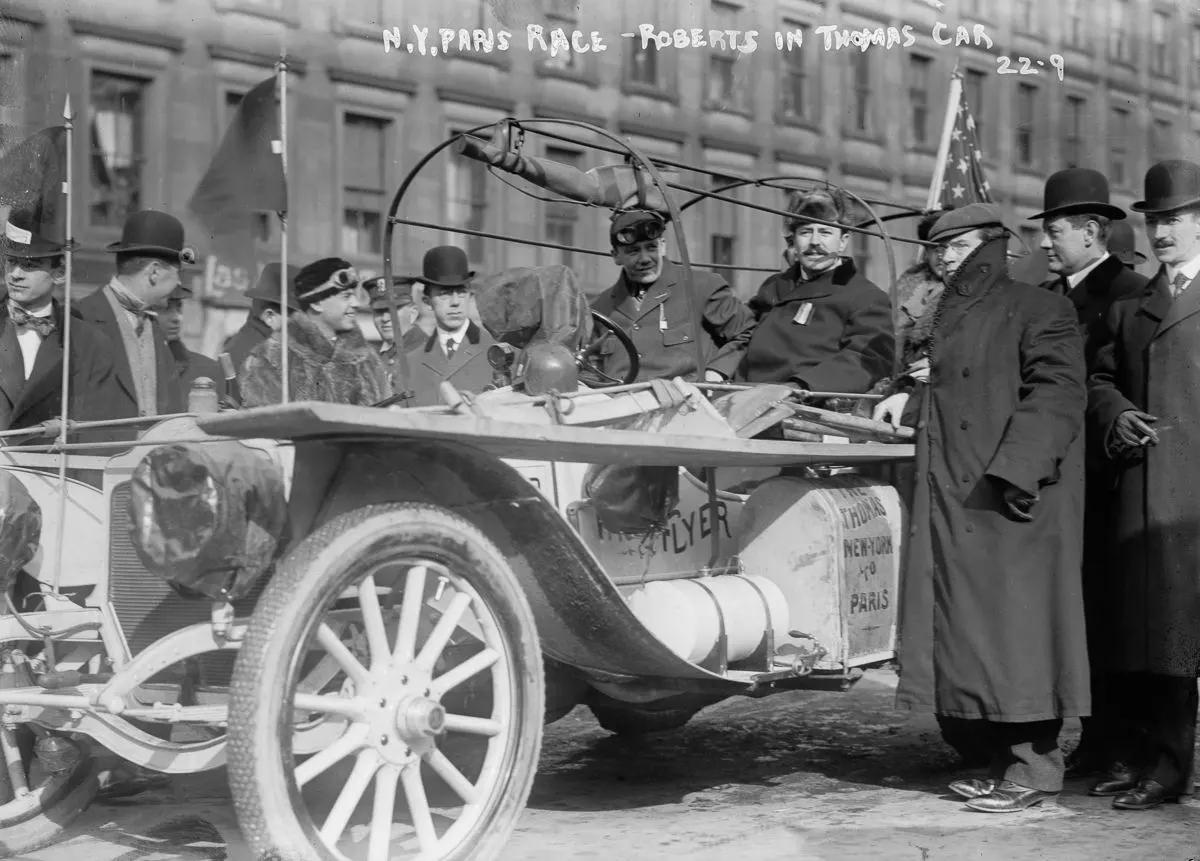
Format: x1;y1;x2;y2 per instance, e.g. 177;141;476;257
396;697;446;739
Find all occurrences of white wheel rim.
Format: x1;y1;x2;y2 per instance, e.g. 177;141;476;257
287;558;518;861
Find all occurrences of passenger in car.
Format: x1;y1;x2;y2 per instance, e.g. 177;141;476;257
711;189;894;396
590;209;755;383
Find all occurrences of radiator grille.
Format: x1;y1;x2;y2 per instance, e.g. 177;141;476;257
109;482;268;681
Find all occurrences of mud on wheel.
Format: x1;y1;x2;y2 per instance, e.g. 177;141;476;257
228;503;544;861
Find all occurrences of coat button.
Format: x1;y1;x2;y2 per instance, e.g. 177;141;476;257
633;324;640;331
960;419;969;430
965;523;974;533
962;367;971;377
682;335;690;341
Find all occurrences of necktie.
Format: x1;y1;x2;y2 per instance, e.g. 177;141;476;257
1173;272;1190;298
444;338;457;360
8;306;55;337
1058;275;1070;295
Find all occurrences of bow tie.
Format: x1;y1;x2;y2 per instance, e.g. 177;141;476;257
9;306;55;338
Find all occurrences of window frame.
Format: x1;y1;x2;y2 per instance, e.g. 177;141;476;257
1014;82;1038;169
86;68;152;230
339;110;391;260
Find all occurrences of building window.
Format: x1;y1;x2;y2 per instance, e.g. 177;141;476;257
1015;83;1036;168
706;1;744;111
1151;10;1172;77
963;68;986;149
89;71;148;228
539;0;580;74
1014;0;1035;32
1111;1;1133;64
542;146;581;269
341;113;388;257
1065;0;1085;47
848;52;871;135
1110;106;1130;187
908;54;932;147
709;174;738;291
448;131;488;264
778;21;808;122
1152;118;1174;160
1192;26;1200;83
1064;95;1085;168
627;40;659;87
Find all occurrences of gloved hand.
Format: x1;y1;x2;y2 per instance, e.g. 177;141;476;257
872;392;911;429
906;357;930;383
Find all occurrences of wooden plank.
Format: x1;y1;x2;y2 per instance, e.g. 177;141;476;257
198;402;914;467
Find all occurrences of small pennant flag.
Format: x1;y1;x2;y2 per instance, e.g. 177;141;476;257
939;75;993;208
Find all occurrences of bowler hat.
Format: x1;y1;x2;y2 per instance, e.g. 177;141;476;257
417;246;474;289
245;262;301;310
363;276;414;310
105;210;196;264
1029;168;1126;221
0;208;74;259
928;203;1006;243
1132;160;1200;214
1108;220;1147;266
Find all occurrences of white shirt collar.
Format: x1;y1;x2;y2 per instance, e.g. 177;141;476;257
1066;253;1110;289
1166;251;1200;287
438;321;470;353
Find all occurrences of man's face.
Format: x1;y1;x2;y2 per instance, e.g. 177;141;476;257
1040;215;1097;275
373;308;393;341
144;259;182;304
157;297;184;342
790;222;848;275
937;229;986;276
426;285;470;331
611;238;666;286
1146;208;1200;266
4;256;60;310
311;288;360;334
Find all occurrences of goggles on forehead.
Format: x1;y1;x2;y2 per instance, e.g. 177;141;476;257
613;218;666;246
329;267;360;289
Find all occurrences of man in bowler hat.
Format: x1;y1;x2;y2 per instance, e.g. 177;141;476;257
222;262;300;374
402;246;499;407
590;209;755;383
76;210;193;419
1088;159;1200;809
0;208;121;438
1029;168;1148;781
239;257;389;407
881;203;1090;813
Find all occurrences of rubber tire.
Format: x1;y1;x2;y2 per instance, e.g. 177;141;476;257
587;695;703;737
227;503;544;861
0;749;100;856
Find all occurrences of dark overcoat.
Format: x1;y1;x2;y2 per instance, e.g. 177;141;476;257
403;321;498;407
0;302;124;438
222;315;272;375
167;340;226;406
1088;267;1200;677
75;286;183;417
718;258;893;392
590;260;754;382
896;238;1090;721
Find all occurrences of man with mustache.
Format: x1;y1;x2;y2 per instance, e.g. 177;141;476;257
239;256;389;406
1088;159;1200;810
590;209;754;383
715;189;893;394
1030;168;1147;783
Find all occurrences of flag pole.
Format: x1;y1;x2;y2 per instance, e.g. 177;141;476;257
926;68;963;212
277;55;289;405
52;94;74;592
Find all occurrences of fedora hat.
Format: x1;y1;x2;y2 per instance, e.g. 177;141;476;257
1132;159;1200;214
105;209;196;264
0;207;75;258
1108;220;1147;266
244;262;301;310
417;246;474;289
1029;168;1126;221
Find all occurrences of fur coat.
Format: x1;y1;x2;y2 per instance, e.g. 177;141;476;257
239;313;390;408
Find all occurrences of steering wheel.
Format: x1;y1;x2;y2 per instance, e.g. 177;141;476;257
576;311;639;388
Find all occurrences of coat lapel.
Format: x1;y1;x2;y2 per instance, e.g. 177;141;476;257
420;331;448;375
80;289;137;404
0;319;24;411
12;322;63;420
1152;268;1200;339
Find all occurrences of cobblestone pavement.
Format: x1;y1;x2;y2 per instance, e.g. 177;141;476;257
17;669;1200;861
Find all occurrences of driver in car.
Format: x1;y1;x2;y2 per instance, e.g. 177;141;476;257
590;209;754;383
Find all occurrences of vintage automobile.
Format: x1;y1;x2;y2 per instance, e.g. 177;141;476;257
0;119;917;860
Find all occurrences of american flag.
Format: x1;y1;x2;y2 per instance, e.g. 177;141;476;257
938;76;993;207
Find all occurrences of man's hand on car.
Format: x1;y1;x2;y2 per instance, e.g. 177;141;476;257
873;392;911;429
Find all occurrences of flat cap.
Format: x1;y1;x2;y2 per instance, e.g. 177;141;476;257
928;203;1005;243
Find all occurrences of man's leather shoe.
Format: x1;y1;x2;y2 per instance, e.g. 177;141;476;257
949;777;996;799
1112;779;1182;810
964;780;1057;813
1089;763;1140;797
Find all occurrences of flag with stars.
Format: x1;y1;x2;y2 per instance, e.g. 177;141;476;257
938;75;993;207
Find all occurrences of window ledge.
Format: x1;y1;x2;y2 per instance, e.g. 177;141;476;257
620;82;679;104
701;101;753;119
211;0;299;27
536;64;599;88
774;114;819;132
842;131;885;146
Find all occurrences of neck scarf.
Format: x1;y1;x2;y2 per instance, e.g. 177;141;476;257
8;304;55;337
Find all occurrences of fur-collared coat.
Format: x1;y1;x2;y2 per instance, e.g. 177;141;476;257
239;314;390;408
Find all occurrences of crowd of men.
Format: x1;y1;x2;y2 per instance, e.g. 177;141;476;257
1;155;1198;816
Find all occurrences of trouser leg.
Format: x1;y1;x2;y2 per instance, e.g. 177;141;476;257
992;719;1065;792
1144;674;1198;792
937;715;993;768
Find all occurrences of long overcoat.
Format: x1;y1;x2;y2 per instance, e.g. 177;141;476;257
896;238;1091;721
1088;268;1200;677
403;321;498;407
